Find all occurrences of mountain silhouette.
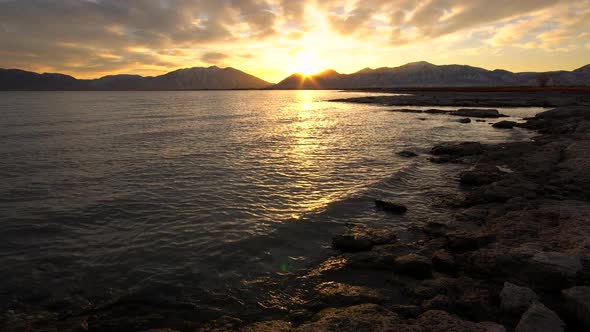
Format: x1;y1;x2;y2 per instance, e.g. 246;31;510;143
0;66;271;90
271;61;590;89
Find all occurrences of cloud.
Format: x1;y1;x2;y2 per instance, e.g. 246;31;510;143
201;52;228;64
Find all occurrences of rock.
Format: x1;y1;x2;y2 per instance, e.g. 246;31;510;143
422;220;451;238
431;142;485;157
293;304;401;332
476;119;487;122
332;234;373;252
450;109;507;118
527;251;582;289
314;282;384;306
515;303;565;332
446;232;496;252
375;200;407;213
479;322;507;332
458;118;472;123
422;295;452;311
460;168;503;186
499;282;539;314
417;310;502;332
562;286;590;329
241;321;292;332
493;120;517;129
393;109;424;113
397;150;419;157
432;250;457;275
535;106;590;120
393;254;432;278
425;109;450;114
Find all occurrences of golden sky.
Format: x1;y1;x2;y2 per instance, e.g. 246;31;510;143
1;0;589;83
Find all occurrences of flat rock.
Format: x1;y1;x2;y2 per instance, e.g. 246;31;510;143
515;303;565;332
432;249;457;275
241;321;292;332
293;304;403;332
393;254;432;278
500;282;538;314
562;286;590;329
450;109;507;118
375;199;407;213
493;120;517;129
458;118;472;123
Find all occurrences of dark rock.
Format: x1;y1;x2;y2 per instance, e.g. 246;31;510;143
460;168;503;186
476;119;487;122
417;310;504;332
432;250;457;275
375;200;407;213
458;118;472;123
332;234;373;252
515;303;565;332
422;221;451;238
292;304;401;332
446;232;496;252
499;282;538;315
242;320;292;332
422;295;452;311
393;254;432;278
526;251;582;289
397;150;418;158
425;109;450;114
561;286;590;329
431;142;485;157
314;282;384;305
392;109;424;113
492;120;517;129
450;109;507;118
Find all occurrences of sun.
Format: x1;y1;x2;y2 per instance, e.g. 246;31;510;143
290;50;323;76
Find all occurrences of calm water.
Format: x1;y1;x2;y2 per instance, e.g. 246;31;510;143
0;91;542;316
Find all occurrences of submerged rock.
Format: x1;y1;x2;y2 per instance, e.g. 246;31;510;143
515;303;565;332
450;109;507;118
561;286;590;329
393;254;432;278
500;282;538;314
458;118;472;124
375;200;407;213
397;150;419;158
332;234;373;252
493;120;518;129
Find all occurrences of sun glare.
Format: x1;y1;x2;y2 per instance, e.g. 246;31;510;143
291;50;323;76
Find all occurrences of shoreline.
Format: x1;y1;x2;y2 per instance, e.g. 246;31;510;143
3;93;590;331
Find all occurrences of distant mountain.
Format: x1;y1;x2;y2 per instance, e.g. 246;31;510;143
0;66;272;90
271;61;590;89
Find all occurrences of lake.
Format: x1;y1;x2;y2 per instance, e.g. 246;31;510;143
0;90;542;316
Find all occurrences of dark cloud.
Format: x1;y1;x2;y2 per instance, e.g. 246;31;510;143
201;52;228;64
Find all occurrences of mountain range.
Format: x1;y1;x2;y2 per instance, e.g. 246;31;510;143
1;61;589;90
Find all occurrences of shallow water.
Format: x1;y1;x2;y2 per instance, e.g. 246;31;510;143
0;91;543;314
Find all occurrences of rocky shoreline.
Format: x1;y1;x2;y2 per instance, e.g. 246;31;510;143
3;95;590;331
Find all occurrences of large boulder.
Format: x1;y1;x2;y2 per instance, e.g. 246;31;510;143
562;286;590;329
393;254;432;278
499;282;539;315
515;303;565;332
450;109;507;118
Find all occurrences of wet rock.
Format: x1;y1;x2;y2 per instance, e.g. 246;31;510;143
397;150;419;158
393;254;432;279
422;295;452;311
425;109;450;114
527;251;582;289
561;286;590;329
393;109;424;113
375;200;407;213
450;109;507;118
479;322;507;332
493;120;517;129
458;118;472;124
432;250;457;275
446;232;496;252
515;303;565;332
315;282;384;305
476;119;487;122
431;142;485;157
535;106;590;120
480;178;539;203
241;320;292;332
293;304;401;332
422;220;451;238
460;168;503;186
332;234;373;252
499;282;538;314
417;310;502;332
